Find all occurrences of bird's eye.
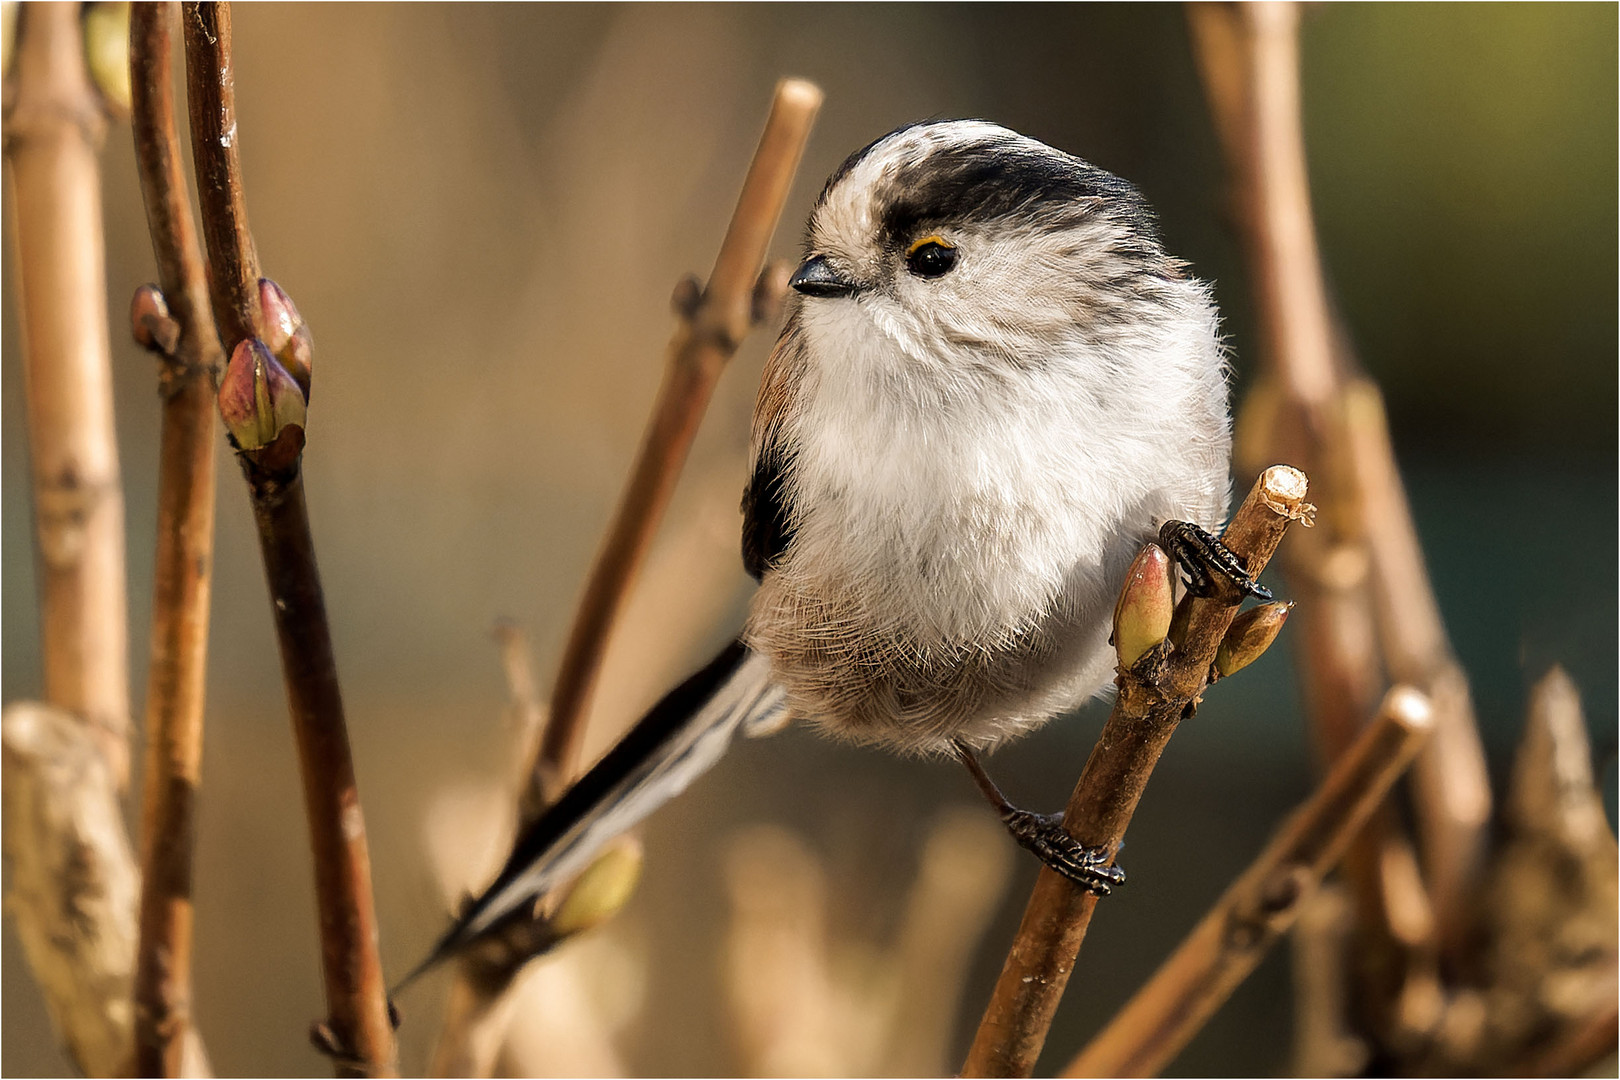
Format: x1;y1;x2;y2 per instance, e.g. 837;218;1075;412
905;235;958;279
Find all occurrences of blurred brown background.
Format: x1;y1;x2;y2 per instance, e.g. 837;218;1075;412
3;3;1615;1075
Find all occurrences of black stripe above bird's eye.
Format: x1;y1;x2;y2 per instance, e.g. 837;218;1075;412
876;142;1159;249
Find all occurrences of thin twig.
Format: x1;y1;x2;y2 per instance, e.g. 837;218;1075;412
530;77;822;815
129;5;225;1075
2;0;131;788
961;465;1313;1078
1064;686;1434;1078
429;81;823;1077
182;4;396;1075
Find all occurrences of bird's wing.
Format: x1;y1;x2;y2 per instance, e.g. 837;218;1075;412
400;639;783;986
742;311;806;581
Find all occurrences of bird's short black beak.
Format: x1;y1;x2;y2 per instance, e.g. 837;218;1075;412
790;255;861;298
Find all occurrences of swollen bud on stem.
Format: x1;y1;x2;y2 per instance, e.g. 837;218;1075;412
547;837;643;941
1215;601;1293;678
218;339;307;451
1114;544;1174;668
82;2;132;114
258;278;314;398
130;285;180;356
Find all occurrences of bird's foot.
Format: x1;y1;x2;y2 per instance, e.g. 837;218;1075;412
1158;519;1272;601
1001;808;1126;896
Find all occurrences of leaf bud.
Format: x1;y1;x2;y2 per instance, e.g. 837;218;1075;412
1215;601;1293;678
218;338;306;452
82;3;132;114
258;277;313;398
1113;543;1174;668
130;284;180;356
547;837;643;941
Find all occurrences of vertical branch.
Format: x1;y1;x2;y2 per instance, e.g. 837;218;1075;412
531;78;822;812
962;467;1312;1078
1190;0;1490;981
2;0;131;787
129;5;224;1075
181;4;395;1075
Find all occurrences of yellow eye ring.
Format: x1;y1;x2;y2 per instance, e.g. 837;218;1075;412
906;234;956;256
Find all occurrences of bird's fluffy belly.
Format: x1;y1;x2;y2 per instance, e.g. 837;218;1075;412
746;420;1146;756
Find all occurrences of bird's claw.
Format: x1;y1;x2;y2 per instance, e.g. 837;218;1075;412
1158;519;1272;601
1001;808;1125;896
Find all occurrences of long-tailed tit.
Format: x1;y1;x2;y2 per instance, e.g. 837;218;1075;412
404;120;1267;982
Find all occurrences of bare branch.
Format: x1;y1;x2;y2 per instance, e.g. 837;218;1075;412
1064;686;1434;1078
128;5;225;1074
961;465;1313;1078
181;4;395;1074
532;78;822;811
2;0;131;788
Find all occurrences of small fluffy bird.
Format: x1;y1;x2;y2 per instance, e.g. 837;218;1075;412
406;120;1264;979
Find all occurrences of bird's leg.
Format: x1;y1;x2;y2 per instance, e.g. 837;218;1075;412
954;740;1125;896
1158;519;1273;600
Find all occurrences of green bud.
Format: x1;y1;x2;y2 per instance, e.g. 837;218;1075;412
218;339;306;452
547;837;642;940
1215;601;1293;678
82;3;132;115
1114;543;1174;668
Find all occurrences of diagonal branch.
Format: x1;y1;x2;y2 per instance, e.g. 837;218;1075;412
181;4;395;1075
428;80;824;1078
128;4;225;1075
961;465;1314;1078
529;78;822;815
1189;0;1490;974
1064;686;1434;1078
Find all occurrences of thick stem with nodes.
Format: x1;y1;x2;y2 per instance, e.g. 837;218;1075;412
3;0;131;788
1064;686;1434;1078
962;466;1314;1078
182;3;395;1074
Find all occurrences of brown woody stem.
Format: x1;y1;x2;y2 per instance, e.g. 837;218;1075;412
1063;686;1433;1078
961;466;1312;1078
129;5;225;1075
530;78;821;815
3;0;131;789
182;4;395;1074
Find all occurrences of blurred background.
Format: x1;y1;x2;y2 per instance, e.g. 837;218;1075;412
3;3;1615;1075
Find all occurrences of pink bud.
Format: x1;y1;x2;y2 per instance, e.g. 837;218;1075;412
218;339;307;451
258;277;313;397
1114;544;1175;668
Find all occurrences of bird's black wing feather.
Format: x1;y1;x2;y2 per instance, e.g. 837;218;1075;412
741;448;795;581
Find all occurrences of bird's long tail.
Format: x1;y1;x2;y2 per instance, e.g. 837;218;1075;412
396;638;783;991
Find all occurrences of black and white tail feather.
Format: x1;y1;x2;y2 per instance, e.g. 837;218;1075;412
397;639;783;989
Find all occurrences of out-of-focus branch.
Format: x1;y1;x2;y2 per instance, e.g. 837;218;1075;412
961;466;1312;1078
1064;686;1434;1078
531;77;822;814
128;5;225;1075
182;4;395;1075
2;702;139;1077
1189;0;1489;980
426;79;822;1080
2;0;131;788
